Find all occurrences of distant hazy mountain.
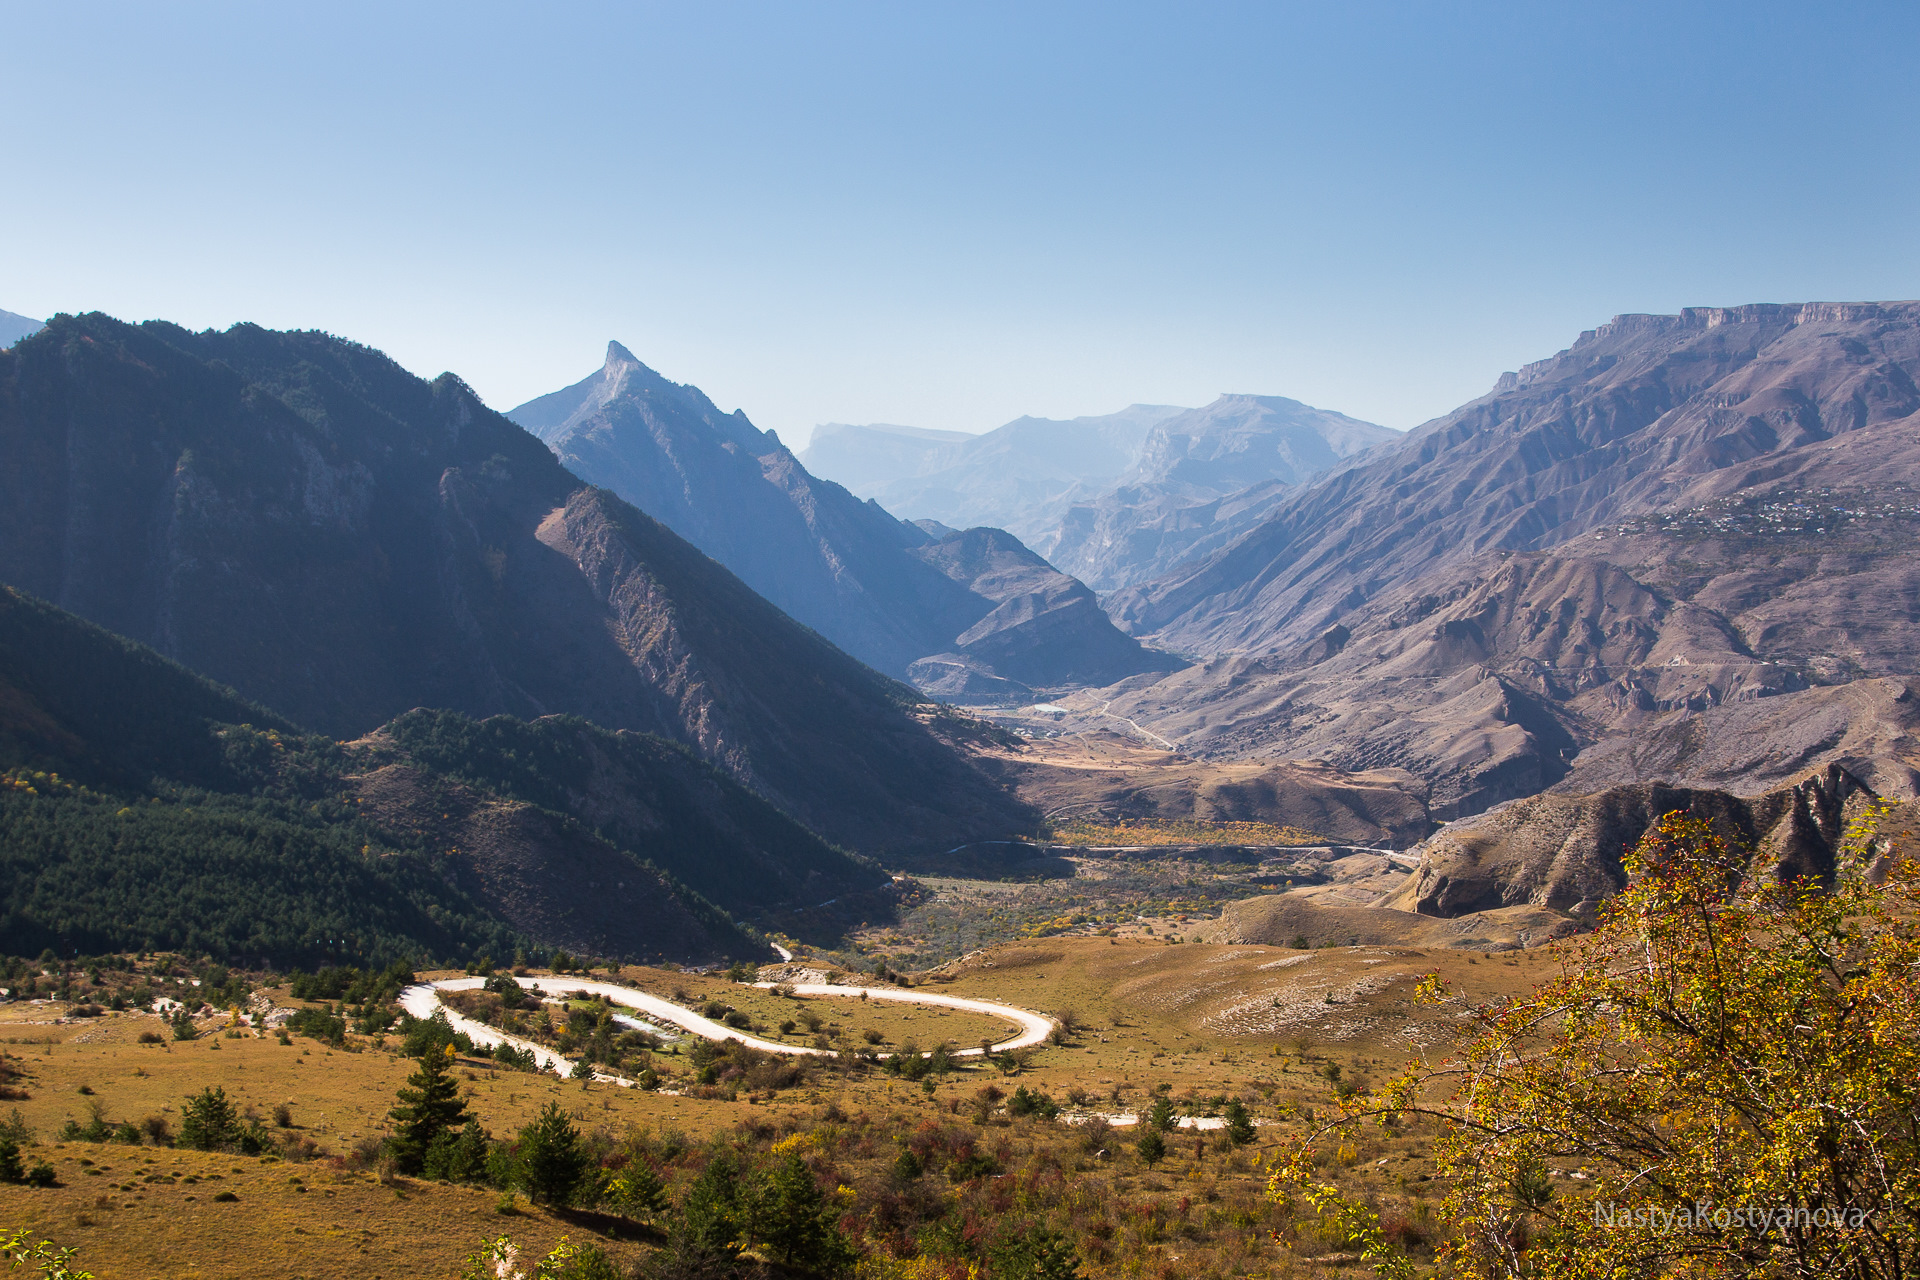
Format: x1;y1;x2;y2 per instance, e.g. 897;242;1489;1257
512;344;1178;698
0;315;1032;854
0;308;42;349
800;422;973;494
802;405;1188;549
1099;302;1920;819
1049;395;1403;591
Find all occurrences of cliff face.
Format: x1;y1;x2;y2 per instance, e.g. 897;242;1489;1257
1390;765;1879;918
0;316;1033;853
515;343;1177;695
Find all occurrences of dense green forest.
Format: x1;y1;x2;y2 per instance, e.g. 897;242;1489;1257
0;775;519;966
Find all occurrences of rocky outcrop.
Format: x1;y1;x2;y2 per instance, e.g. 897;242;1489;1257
1389;765;1879;918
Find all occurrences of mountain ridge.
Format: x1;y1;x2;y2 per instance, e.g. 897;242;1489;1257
512;344;1177;696
0;314;1033;854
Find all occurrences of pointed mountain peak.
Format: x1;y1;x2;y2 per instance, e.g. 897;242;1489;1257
605;340;642;369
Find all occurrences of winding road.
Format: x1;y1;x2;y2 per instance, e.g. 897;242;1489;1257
398;975;1055;1084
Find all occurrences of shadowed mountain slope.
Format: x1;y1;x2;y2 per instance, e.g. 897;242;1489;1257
0;585;773;965
0;315;1032;854
510;343;1175;695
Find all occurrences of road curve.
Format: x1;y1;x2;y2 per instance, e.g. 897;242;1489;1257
398;975;1053;1083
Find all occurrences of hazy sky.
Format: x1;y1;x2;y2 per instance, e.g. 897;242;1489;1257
4;3;1916;444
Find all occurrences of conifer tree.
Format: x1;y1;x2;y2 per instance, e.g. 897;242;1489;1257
1224;1098;1256;1146
179;1086;242;1151
756;1151;854;1274
1136;1126;1166;1167
387;1045;469;1175
519;1102;591;1207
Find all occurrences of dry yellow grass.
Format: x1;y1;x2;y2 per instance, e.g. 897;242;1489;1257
0;941;1564;1277
1046;818;1326;847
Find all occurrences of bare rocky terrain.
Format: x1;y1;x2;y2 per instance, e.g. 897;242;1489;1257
1079;303;1920;827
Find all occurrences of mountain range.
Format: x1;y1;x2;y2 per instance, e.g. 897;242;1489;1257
0;315;1033;855
507;342;1177;699
803;395;1401;592
1090;302;1920;819
802;404;1188;550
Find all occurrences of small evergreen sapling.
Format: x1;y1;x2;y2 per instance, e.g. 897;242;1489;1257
387;1046;470;1175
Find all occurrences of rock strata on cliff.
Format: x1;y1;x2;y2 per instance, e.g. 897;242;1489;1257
1389;765;1879;918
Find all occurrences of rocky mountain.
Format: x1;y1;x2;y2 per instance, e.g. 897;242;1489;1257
902;526;1182;699
1090;303;1920;818
510;343;1176;697
1113;304;1920;654
0;584;782;964
1390;764;1878;918
803;405;1188;551
0;308;41;349
0;315;1033;854
1045;395;1402;592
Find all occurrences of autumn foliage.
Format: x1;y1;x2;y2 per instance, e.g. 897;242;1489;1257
1274;806;1920;1279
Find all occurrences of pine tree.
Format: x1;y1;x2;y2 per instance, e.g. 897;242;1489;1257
519;1101;591;1207
755;1151;854;1274
1224;1098;1256;1146
1137;1126;1166;1167
178;1086;241;1151
608;1159;668;1220
679;1149;746;1255
424;1120;492;1184
1147;1094;1176;1131
388;1045;470;1175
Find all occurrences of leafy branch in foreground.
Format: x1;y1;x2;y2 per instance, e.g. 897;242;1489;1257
1270;804;1920;1280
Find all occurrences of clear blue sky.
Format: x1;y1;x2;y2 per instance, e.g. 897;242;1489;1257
4;3;1916;442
